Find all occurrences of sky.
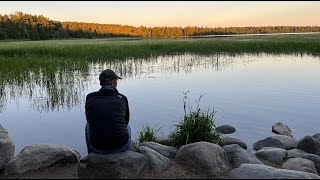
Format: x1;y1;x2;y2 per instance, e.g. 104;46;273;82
0;1;319;27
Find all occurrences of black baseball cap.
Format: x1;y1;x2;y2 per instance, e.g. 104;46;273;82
99;69;122;82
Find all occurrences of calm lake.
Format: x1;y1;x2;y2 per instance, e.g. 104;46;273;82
0;52;320;156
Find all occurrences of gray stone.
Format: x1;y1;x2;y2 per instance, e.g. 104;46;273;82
313;133;320;142
272;135;298;149
139;141;177;159
78;151;148;179
223;144;263;168
253;135;298;150
0;127;15;170
288;149;320;174
155;137;170;146
272;122;294;138
253;137;285;150
130;141;137;152
228;163;320;179
255;147;288;165
297;136;320;156
222;136;247;149
4;144;80;177
216;125;236;134
175;142;230;178
138;146;171;173
282;157;318;175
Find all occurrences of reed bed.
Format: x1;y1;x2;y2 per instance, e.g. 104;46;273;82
0;35;319;62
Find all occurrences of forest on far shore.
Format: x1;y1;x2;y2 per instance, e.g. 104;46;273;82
1;12;320;40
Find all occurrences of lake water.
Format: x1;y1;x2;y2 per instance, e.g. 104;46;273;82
0;52;320;156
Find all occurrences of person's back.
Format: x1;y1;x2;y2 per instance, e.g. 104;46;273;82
85;69;131;154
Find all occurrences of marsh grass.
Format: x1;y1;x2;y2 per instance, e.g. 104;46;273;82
168;93;223;148
0;35;320;62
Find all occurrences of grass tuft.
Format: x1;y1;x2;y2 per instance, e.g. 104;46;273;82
168;93;223;148
137;123;160;143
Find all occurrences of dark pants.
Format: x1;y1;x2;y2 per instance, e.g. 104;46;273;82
85;123;131;154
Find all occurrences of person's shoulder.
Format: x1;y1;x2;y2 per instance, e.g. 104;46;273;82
86;91;99;99
117;93;128;100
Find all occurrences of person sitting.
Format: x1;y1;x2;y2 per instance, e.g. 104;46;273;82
85;69;131;154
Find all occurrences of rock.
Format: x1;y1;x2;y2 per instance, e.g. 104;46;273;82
78;151;148;179
4;144;80;177
155;137;170;146
0;126;15;170
130;141;138;152
253;135;298;150
313;133;320;142
254;147;288;166
272;122;294;138
282;157;318;175
253;137;285;150
216;125;236;134
272;135;298;149
175;142;230;178
297;136;320;156
139;141;178;159
222;136;247;149
228;163;320;179
288;149;320;174
138;146;171;173
223;144;263;168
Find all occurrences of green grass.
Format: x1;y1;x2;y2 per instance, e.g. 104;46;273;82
137;123;159;143
168;93;223;148
0;35;320;62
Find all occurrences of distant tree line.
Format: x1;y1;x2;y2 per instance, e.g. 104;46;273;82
1;12;320;40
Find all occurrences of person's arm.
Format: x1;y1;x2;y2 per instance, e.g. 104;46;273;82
125;96;130;125
85;95;90;123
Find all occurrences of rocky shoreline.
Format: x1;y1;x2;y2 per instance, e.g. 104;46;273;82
1;123;320;179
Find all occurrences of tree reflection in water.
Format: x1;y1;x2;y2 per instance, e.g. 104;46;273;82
0;52;318;113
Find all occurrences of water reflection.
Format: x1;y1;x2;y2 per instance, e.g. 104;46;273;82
0;52;318;113
0;60;90;113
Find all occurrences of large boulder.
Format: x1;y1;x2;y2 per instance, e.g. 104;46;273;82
282;157;318;175
288;149;320;174
297;136;320;156
139;141;178;159
138;146;171;173
216;125;236;134
78;151;148;179
175;142;230;178
228;163;320;179
272;122;294;138
4;144;80;177
254;147;288;166
222;136;247;149
253;135;297;150
0;125;15;170
223;144;263;168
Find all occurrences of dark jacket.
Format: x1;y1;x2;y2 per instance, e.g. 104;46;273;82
85;86;130;150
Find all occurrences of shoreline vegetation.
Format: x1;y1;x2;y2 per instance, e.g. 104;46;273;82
1;34;320;63
1;12;320;40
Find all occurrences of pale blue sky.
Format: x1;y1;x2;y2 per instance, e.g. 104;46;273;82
0;1;319;27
